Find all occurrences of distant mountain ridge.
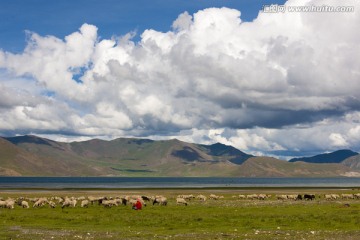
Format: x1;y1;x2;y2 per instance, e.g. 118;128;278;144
289;149;359;164
199;142;252;165
1;135;360;177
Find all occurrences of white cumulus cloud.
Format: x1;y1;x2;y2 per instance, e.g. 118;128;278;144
0;0;360;158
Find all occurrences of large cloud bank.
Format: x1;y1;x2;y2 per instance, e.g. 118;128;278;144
0;0;359;158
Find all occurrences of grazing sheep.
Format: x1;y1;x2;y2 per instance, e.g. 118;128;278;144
196;195;207;201
331;194;340;200
177;194;195;201
303;194;316;200
325;194;333;200
141;195;151;201
287;195;298;200
5;199;15;209
71;199;77;207
176;198;188;206
115;197;127;206
238;195;246;199
0;200;7;208
102;199;118;208
81;200;89;208
48;201;56;208
209;194;220;200
257;194;268;200
87;196;96;204
341;194;354;199
153;196;167;206
246;194;258;200
0;199;15;209
88;196;102;205
54;197;64;204
33;198;48;208
276;195;288;200
62;198;77;209
21;200;29;208
16;197;25;206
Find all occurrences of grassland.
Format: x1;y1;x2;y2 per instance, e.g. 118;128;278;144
1;188;360;239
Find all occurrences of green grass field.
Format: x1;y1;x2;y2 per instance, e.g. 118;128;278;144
1;189;360;239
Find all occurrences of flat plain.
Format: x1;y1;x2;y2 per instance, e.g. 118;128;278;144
0;188;360;239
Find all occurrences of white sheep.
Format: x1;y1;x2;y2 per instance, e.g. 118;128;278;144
102;199;118;207
153;196;167;206
238;195;246;199
0;200;6;208
325;194;340;200
331;194;340;200
21;200;29;208
62;198;77;208
77;196;86;201
88;196;100;205
176;198;188;206
276;195;288;200
287;195;298;200
81;200;89;208
257;194;269;200
209;194;220;200
33;198;48;208
324;194;332;200
177;194;195;201
196;194;207;201
56;197;64;204
48;201;56;208
6;199;15;209
341;194;354;199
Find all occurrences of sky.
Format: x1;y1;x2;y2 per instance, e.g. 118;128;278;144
0;0;359;159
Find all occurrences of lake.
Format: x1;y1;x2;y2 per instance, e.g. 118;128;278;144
0;177;360;189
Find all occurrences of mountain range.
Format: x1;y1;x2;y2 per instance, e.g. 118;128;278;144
289;150;358;163
0;135;359;177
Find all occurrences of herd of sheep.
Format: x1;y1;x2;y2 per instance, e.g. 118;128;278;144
1;192;360;210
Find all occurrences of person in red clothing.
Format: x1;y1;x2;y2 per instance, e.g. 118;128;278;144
132;198;142;210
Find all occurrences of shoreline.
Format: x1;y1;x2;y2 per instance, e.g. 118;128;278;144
1;176;359;192
1;186;360;194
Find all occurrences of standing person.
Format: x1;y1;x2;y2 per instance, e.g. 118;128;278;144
132;198;142;210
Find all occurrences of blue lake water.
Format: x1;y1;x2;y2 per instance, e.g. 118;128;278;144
0;177;360;189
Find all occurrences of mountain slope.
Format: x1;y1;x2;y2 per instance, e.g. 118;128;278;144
197;142;253;164
2;136;108;176
2;135;253;176
0;136;67;176
289;149;358;164
1;135;359;177
341;155;360;170
233;157;354;177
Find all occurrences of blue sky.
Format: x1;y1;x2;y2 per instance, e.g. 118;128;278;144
0;0;285;52
0;0;359;159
